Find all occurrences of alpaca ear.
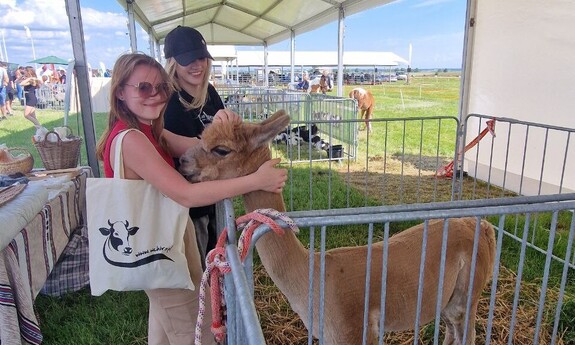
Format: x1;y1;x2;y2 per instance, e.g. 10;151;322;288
251;110;291;146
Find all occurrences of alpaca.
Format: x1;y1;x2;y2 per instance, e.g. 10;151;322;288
349;87;375;132
179;110;497;345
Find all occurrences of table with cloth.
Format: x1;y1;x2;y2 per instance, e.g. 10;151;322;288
0;167;91;345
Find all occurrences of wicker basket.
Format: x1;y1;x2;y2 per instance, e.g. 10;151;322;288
34;130;82;170
0;148;34;175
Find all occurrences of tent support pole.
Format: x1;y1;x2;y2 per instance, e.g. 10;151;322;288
337;5;345;97
126;0;137;53
65;0;100;177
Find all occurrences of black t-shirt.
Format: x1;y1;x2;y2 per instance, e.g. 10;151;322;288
164;83;225;218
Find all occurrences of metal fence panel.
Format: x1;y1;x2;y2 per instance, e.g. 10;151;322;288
217;86;360;163
278;116;461;211
35;84;66;111
463;114;575;198
216;194;575;345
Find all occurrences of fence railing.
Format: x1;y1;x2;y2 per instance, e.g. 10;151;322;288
216;193;575;344
462;114;575;198
217;86;359;163
34;84;66;111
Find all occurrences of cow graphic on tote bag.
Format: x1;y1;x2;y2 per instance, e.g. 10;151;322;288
98;219;175;267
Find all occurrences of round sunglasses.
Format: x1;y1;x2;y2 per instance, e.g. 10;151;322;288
124;82;171;98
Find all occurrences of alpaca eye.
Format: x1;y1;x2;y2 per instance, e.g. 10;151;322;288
212;146;231;156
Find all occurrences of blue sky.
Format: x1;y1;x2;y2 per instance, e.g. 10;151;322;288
0;0;466;70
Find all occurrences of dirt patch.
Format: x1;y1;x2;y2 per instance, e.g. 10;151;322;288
336;153;515;205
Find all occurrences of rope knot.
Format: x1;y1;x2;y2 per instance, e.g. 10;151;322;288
211;322;227;343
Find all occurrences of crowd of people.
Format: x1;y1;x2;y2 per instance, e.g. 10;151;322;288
0;62;67;126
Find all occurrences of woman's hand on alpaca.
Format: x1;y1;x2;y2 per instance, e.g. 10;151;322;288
254;158;287;193
213;109;242;125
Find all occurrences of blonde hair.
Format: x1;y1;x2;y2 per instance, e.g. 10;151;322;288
95;52;173;161
165;57;212;110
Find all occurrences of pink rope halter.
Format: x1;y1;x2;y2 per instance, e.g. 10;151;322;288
194;208;297;345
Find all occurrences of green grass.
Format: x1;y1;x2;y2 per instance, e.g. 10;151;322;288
0;103;107;170
341;79;461;158
2;77;573;344
36;290;148;345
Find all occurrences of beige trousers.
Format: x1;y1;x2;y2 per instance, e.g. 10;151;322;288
146;218;217;345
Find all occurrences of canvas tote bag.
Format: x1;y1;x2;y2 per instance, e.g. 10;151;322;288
87;129;194;296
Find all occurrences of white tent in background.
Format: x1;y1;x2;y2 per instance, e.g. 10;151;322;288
208;45;238;62
232;51;408;67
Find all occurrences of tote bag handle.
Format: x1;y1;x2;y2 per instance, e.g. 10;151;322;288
112;129;138;179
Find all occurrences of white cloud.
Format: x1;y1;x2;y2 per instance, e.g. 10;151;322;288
413;0;454;9
0;0;146;68
81;7;127;30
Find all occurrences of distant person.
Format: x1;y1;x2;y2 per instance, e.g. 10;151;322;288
322;70;333;92
36;64;53;81
0;62;8;120
5;69;15;116
297;72;310;92
15;66;25;104
58;68;67;84
19;66;42;127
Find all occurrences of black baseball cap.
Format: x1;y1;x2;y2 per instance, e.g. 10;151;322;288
164;26;213;66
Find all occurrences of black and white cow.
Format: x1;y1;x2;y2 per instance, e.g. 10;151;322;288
273;124;332;152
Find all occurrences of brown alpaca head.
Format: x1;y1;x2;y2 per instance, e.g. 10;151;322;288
179;110;291;182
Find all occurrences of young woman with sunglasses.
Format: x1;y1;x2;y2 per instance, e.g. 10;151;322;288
95;52;287;345
162;26;230;269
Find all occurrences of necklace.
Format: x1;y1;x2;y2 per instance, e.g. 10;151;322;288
178;91;206;128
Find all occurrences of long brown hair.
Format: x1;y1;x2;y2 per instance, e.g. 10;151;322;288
165;57;212;110
24;66;38;87
95;53;173;161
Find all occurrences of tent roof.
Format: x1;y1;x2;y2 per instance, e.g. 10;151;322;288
28;55;69;65
216;50;408;67
116;0;396;46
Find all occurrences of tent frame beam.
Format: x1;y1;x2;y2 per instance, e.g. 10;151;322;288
65;0;100;177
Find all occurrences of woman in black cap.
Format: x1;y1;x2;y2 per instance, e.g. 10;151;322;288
163;26;231;271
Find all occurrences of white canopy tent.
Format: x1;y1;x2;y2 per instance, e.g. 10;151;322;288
211;49;407;80
65;0;575;196
114;0;397;47
64;0;398;176
210;49;408;85
118;0;400;91
232;51;408;67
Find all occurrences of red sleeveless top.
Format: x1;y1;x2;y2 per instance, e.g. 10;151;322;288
103;121;174;178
